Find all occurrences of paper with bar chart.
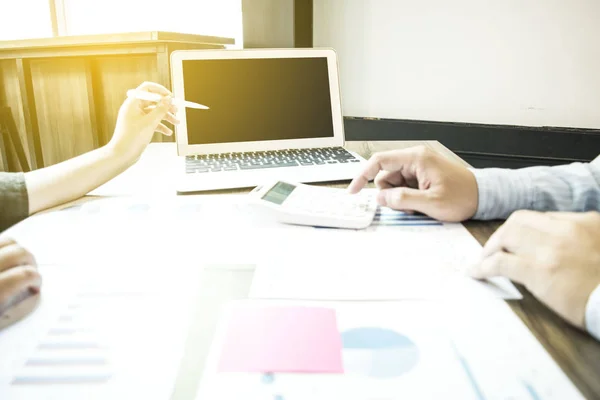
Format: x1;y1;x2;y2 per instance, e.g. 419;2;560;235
195;300;584;400
250;207;522;300
0;264;198;400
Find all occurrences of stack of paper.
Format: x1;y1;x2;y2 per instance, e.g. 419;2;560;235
0;193;582;399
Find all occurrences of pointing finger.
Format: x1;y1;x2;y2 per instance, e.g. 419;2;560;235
347;148;425;194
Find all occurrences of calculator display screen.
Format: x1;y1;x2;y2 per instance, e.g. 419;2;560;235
262;182;296;205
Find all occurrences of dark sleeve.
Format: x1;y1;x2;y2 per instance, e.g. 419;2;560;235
0;172;29;232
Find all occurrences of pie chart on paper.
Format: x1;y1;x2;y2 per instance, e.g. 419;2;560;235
341;327;419;378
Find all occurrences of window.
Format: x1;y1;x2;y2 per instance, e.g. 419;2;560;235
62;0;242;46
0;0;243;47
0;0;53;40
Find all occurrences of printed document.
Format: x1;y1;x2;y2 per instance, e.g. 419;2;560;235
196;298;582;400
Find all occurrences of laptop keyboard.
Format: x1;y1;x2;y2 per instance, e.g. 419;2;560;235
185;147;359;174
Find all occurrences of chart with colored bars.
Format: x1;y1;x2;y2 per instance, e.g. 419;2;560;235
0;265;197;400
373;207;442;227
313;207;444;231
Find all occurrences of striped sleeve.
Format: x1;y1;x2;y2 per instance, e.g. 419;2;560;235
471;157;600;341
470;157;600;220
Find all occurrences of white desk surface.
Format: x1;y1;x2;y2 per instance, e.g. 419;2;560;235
47;140;458;399
90;143;182;197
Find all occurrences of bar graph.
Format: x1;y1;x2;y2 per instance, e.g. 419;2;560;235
312;207;443;231
2;265;198;399
372;208;442;227
11;293;114;388
12;375;112;385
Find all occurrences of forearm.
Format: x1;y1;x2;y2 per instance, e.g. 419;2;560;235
471;160;600;220
24;145;134;214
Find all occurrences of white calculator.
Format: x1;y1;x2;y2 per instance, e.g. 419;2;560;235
248;180;378;229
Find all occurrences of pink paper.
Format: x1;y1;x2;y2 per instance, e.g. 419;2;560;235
217;306;343;373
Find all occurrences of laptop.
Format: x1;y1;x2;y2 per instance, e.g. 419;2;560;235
170;48;366;193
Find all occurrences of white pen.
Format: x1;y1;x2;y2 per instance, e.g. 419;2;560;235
126;89;209;110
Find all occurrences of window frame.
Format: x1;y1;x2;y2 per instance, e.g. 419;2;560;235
48;0;68;36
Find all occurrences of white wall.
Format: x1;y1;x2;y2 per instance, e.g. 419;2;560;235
314;0;600;129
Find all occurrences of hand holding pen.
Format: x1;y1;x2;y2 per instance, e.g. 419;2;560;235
109;82;188;160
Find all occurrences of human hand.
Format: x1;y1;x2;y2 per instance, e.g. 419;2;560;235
107;81;180;161
468;211;600;329
0;238;41;330
347;146;479;221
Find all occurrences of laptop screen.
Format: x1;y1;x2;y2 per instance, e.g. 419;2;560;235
182;57;335;145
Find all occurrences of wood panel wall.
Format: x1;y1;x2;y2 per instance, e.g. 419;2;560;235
0;55;170;168
29;59;97;166
0;127;6;171
0;60;30;171
93;55;162;145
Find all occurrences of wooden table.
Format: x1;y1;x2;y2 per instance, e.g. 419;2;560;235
89;140;600;399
